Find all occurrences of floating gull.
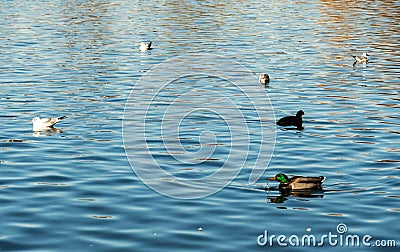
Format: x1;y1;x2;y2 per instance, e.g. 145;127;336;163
139;41;152;52
32;116;67;131
352;53;369;65
259;73;270;86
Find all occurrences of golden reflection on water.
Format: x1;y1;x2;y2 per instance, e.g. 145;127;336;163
317;0;400;60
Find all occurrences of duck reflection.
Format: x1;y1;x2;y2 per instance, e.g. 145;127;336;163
266;187;324;204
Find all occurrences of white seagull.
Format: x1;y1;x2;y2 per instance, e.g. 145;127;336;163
32;116;67;131
352;53;369;64
259;73;270;86
139;41;152;52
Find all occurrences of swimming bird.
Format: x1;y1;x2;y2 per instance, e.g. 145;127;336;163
352;53;369;64
259;73;270;86
276;110;304;130
139;41;152;52
32;116;67;131
267;173;325;191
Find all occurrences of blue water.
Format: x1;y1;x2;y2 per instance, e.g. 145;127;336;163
1;0;399;251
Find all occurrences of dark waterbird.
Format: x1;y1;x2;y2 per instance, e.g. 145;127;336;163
276;110;304;130
267;173;325;191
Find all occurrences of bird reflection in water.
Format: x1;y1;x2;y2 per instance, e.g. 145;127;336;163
266;188;324;204
33;127;63;137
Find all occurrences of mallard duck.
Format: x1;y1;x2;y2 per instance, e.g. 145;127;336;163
139;41;152;52
267;173;325;191
259;73;270;86
32;116;67;131
352;53;369;64
276;110;304;130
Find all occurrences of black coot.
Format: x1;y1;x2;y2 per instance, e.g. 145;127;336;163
276;110;304;130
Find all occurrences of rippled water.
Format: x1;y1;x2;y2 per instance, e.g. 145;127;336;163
1;0;399;251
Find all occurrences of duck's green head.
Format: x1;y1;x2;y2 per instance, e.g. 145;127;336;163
267;173;290;184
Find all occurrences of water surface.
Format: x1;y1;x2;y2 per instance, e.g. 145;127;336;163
0;0;399;251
